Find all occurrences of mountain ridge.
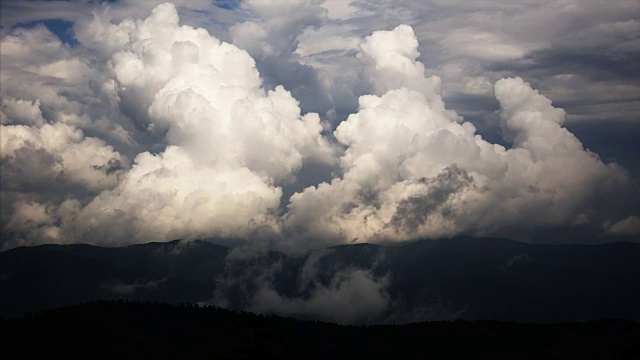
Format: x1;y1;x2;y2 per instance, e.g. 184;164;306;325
2;236;639;323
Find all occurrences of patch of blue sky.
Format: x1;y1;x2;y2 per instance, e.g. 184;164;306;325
214;0;241;10
14;18;78;46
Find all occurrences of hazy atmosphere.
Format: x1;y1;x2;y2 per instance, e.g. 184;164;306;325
1;0;639;251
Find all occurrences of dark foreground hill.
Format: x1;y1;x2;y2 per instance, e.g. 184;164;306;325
2;236;640;322
1;301;638;360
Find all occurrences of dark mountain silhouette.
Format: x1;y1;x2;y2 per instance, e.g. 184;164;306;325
1;236;639;323
1;301;638;359
0;240;228;318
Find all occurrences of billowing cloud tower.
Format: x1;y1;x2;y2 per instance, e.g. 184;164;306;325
284;25;630;247
0;4;635;250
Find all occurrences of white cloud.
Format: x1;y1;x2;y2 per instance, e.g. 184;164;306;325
250;268;390;324
213;248;391;325
0;2;637;250
0;24;134;146
1;98;46;127
5;200;55;234
359;25;439;97
295;35;360;57
0;123;127;192
230;0;327;60
228;0;336;116
48;3;334;246
606;216;640;236
1;198;82;250
284;26;630;246
438;30;535;61
463;76;493;95
322;0;357;20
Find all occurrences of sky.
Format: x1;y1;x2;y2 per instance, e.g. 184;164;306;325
1;0;639;251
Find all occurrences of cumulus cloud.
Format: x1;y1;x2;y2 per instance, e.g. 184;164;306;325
0;24;133;144
21;3;334;247
359;25;439;98
284;25;631;246
0;23;132;248
1;98;46;127
292;1;640;174
1;198;81;249
1;123;126;192
230;0;335;115
0;2;638;251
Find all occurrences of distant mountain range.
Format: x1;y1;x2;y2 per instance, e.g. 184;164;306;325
2;236;639;323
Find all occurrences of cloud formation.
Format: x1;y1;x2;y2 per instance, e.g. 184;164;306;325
230;0;335;115
52;3;332;246
0;2;638;251
211;248;391;324
250;268;390;324
293;0;640;174
284;25;631;246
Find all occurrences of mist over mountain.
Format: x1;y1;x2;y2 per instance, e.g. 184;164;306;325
3;236;639;324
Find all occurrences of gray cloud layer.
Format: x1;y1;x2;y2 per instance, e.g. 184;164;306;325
1;1;639;251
